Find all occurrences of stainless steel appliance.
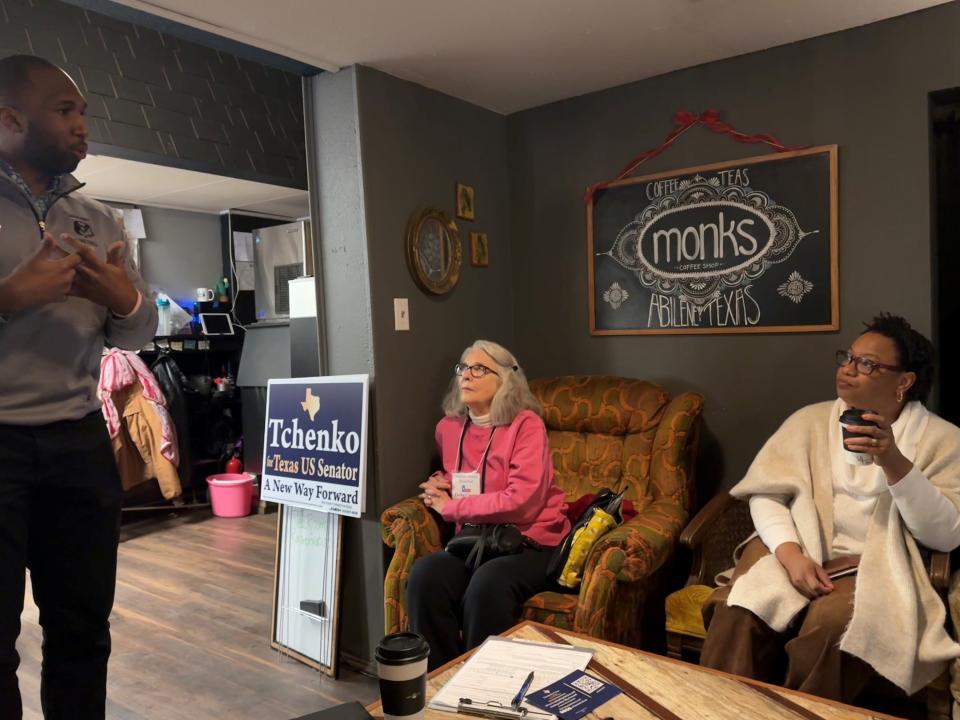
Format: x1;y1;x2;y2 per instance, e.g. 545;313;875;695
253;220;313;322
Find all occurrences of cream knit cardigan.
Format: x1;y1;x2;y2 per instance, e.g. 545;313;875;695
725;400;960;694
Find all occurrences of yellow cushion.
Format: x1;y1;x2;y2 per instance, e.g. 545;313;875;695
665;584;714;639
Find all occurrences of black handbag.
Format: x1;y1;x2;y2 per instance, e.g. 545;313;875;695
445;523;535;572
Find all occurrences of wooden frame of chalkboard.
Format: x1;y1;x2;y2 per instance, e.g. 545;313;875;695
587;145;838;335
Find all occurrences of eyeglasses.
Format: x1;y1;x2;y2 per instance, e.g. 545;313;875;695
835;350;901;376
454;362;499;379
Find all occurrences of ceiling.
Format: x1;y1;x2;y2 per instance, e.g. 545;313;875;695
74;154;310;217
90;0;946;211
115;0;950;114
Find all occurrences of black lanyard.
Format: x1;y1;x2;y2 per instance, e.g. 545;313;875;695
455;418;497;493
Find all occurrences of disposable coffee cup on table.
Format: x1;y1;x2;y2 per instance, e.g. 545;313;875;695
839;408;878;466
375;632;430;720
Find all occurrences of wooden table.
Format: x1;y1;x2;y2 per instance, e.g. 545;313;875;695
366;622;902;720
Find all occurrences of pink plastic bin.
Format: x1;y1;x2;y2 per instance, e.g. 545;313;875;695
207;473;255;518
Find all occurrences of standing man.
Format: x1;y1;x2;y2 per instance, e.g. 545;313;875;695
0;55;157;718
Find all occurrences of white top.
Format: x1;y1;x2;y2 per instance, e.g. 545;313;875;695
751;465;960;557
467;410;492;427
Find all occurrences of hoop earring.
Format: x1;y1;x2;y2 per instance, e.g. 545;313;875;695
897;389;904;403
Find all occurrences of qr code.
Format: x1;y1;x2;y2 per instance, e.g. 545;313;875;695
570;675;604;694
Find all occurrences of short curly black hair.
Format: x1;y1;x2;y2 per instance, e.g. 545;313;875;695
860;313;934;403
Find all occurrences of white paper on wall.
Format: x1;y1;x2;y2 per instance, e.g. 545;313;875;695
127;236;141;271
122;208;146;240
236;261;255;291
233;231;254;262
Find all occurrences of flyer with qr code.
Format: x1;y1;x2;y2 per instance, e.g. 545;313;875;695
524;670;622;719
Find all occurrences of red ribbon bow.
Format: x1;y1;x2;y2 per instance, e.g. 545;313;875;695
584;110;806;205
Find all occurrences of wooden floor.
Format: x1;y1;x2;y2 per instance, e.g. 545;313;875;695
19;511;378;720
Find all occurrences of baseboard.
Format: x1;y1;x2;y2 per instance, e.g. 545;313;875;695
340;649;377;678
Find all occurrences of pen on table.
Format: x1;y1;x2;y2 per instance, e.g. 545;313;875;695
511;670;535;709
456;700;527;720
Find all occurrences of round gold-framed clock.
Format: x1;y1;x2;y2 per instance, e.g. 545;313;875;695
405;208;461;295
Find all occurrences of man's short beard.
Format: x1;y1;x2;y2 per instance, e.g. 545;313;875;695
23;134;77;179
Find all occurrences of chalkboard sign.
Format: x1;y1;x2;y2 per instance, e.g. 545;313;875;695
588;146;838;335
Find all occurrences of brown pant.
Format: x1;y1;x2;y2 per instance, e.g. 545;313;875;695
700;538;876;704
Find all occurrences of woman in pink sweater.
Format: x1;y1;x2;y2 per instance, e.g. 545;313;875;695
407;340;569;669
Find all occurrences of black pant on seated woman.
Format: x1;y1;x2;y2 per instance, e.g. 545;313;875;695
406;547;551;670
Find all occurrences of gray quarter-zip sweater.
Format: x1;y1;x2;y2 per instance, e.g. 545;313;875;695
0;167;157;425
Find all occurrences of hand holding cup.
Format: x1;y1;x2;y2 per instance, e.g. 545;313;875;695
841;409;913;482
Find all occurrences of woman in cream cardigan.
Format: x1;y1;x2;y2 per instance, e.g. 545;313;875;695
701;314;960;704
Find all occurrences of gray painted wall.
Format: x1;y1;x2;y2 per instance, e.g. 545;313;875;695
5;0;306;187
135;206;223;303
307;0;960;668
306;65;512;665
308;67;382;666
508;3;960;494
356;65;513;513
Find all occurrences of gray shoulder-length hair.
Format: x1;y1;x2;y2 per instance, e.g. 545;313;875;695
441;339;542;425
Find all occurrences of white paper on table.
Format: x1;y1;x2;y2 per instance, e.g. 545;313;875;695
233;231;254;262
235;261;255;291
428;637;593;718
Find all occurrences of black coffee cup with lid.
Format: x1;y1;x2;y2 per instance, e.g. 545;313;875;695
375;632;430;720
839;407;878;466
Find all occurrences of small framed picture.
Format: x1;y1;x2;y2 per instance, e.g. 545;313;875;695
469;232;489;267
456;182;475;221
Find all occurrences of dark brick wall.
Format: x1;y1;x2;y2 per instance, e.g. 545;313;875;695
0;0;307;188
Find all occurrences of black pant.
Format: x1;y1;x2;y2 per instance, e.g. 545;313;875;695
0;412;122;720
406;547;551;670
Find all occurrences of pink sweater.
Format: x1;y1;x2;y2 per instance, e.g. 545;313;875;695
436;410;570;547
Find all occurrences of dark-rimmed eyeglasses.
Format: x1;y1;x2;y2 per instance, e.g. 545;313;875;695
454;362;499;379
835;350;900;376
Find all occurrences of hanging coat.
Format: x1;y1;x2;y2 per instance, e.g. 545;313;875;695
150;352;193;489
99;350;182;499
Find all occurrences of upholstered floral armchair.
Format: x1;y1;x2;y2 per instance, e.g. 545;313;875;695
381;375;704;649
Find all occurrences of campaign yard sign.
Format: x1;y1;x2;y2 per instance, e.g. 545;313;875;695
260;375;369;517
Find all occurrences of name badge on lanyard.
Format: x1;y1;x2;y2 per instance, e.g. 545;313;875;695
451;419;496;499
452;471;481;498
